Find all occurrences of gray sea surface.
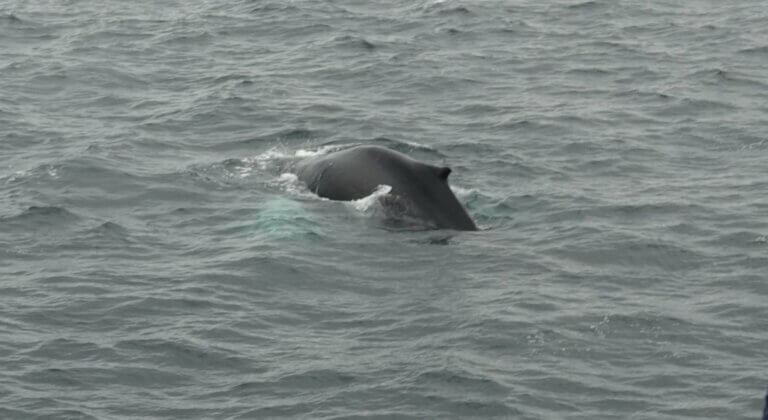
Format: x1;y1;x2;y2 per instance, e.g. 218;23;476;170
2;0;768;418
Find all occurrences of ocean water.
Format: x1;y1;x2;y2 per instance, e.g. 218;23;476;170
1;0;767;418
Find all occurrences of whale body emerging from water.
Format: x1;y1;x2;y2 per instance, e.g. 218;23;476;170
294;145;478;231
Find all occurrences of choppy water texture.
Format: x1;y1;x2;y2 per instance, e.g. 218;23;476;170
1;0;767;418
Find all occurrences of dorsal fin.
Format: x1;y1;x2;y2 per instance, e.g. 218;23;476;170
435;166;451;181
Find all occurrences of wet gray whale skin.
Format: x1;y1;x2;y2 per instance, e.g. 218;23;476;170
294;145;477;231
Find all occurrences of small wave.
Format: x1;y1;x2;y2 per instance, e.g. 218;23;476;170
421;0;472;15
548;239;705;272
249;3;300;14
651;96;738;118
705;231;768;250
276;369;356;389
565;67;613;76
269;128;318;142
688;68;767;89
21;337;104;361
566;1;602;10
2;13;23;24
614;89;672;101
92;221;126;232
19;368;85;387
223;128;328;151
116;337;248;369
331;35;377;51
370;137;438;154
2;163;59;184
413;368;509;396
154;30;213;46
738;45;768;55
86;221;132;243
714;70;767;90
2;206;79;224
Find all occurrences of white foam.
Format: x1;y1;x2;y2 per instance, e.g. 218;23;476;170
401;140;435;150
251;147;291;171
450;185;474;199
46;165;59;179
277;172;298;183
294;144;345;158
348;184;392;212
271;172;303;194
234;147;293;178
3;170;25;185
3;165;58;185
739;138;766;152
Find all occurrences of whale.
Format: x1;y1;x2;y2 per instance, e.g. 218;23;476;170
294;145;478;231
763;392;768;420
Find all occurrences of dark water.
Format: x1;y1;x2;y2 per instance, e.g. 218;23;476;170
2;0;767;418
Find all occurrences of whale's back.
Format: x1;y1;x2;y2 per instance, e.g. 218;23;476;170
295;145;477;230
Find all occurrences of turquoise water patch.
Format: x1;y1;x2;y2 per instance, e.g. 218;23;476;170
247;197;320;240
